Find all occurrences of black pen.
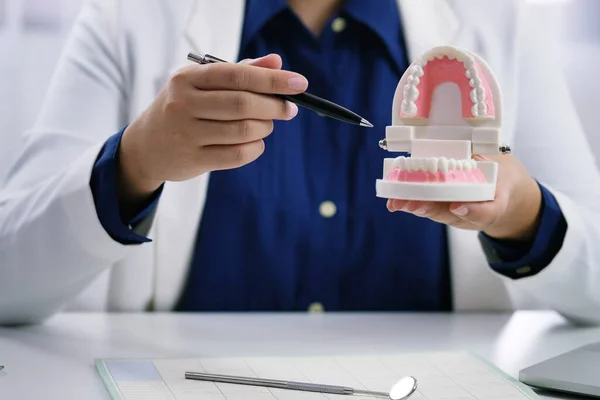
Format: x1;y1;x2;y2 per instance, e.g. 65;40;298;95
187;52;373;128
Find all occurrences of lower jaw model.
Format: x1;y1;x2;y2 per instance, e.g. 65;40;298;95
386;156;485;184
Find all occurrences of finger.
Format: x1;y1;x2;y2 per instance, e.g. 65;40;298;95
387;199;407;212
190;62;308;94
200;139;266;171
194;119;274;146
396;200;468;226
239;54;283;70
190;90;298;121
448;199;505;228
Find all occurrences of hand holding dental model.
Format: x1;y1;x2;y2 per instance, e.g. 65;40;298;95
377;46;542;241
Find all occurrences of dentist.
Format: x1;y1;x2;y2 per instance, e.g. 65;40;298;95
1;0;600;325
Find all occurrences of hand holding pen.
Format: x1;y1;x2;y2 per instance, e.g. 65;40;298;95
188;53;372;128
115;53;370;219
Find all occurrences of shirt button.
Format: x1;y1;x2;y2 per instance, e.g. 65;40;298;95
319;201;337;218
331;17;346;33
308;302;325;313
516;266;532;275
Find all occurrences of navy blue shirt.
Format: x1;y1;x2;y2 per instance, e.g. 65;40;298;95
90;0;567;311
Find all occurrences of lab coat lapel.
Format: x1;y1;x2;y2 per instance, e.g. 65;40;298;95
183;0;246;61
153;0;246;311
398;0;512;310
397;0;460;62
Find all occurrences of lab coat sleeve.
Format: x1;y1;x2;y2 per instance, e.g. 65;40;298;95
499;6;600;324
480;182;568;277
0;0;142;325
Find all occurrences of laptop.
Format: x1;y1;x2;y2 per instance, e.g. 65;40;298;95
519;342;600;397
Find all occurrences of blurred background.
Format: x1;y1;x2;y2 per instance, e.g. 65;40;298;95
0;0;599;184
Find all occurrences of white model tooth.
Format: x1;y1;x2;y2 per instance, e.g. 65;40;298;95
404;85;419;101
458;160;465;171
469;77;481;88
463;56;474;69
423;50;436;62
470;89;478;103
411;158;418;171
465;69;472;79
421;158;433;172
471;104;479;117
415;158;423;171
407;75;420;86
449;158;457;170
401;100;417;115
435;53;444;60
439;157;448;173
476;87;486;101
410;65;424;77
467;67;477;79
464;159;473;171
477;103;488;115
430;157;439;172
393;156;404;169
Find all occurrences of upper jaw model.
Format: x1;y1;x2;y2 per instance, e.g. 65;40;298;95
376;46;510;202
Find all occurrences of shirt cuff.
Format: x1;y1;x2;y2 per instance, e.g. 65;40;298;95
478;182;568;279
90;127;163;245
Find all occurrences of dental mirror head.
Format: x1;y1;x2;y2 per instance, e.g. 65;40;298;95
388;376;418;400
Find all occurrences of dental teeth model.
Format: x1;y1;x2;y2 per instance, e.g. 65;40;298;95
376;46;508;202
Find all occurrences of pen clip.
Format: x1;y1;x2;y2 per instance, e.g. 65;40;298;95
203;54;228;63
187;52;228;64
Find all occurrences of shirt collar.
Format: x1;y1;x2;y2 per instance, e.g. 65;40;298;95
241;0;288;52
241;0;407;72
342;0;407;72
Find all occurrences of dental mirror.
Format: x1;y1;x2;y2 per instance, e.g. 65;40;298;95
387;376;418;400
186;371;418;399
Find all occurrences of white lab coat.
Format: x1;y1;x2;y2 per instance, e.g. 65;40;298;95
1;0;600;325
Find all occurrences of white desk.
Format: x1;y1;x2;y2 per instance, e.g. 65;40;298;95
0;311;598;399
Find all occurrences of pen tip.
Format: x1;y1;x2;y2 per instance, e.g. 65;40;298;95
360;118;373;128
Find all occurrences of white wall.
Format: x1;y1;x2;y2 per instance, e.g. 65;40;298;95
0;0;599;184
562;0;600;166
0;0;84;184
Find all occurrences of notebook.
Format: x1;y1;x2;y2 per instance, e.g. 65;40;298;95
95;352;539;399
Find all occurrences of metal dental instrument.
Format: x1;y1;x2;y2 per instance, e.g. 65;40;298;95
185;371;418;400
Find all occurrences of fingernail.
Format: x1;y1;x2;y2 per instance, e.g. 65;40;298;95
287;102;299;118
413;207;427;216
452;206;468;216
288;76;308;90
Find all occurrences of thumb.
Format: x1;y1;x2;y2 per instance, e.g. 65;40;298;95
238;53;283;70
